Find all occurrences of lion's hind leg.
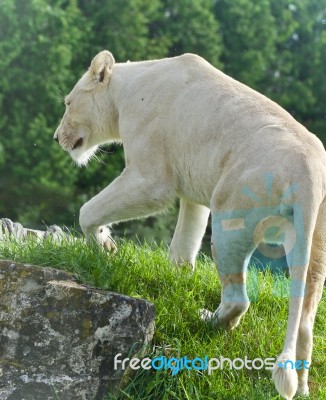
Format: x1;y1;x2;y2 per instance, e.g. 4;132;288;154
202;211;256;330
272;201;318;400
295;200;326;396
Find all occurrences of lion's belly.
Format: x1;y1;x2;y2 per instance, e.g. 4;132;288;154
174;159;219;207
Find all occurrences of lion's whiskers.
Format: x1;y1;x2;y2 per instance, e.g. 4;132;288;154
55;88;66;104
91;153;107;165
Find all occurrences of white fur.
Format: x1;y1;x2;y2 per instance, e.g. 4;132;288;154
54;51;326;399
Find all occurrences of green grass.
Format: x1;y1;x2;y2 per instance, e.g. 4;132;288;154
0;234;325;400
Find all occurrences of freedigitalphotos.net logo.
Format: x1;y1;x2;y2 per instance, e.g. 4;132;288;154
211;173;308;300
114;354;309;376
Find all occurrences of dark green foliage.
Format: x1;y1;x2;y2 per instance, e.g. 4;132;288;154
0;0;87;226
1;0;326;236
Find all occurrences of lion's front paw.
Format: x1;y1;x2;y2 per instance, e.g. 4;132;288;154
103;237;117;252
96;226;117;253
199;308;218;326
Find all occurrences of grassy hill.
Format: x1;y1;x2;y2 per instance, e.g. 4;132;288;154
1;235;325;400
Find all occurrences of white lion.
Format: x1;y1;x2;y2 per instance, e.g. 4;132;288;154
54;51;326;399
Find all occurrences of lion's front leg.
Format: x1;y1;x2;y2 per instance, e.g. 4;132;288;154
79;169;174;250
169;199;210;268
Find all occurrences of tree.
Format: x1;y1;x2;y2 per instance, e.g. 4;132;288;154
151;0;222;66
0;0;88;225
265;0;317;118
213;0;276;88
77;0;164;61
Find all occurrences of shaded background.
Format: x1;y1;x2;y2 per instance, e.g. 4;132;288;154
1;0;326;251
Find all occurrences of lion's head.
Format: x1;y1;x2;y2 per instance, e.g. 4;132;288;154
54;51;119;166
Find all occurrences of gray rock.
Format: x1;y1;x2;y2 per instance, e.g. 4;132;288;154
0;219;67;243
0;261;155;399
43;224;64;241
0;219;26;240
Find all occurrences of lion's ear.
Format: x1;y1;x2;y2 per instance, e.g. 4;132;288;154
89;50;115;84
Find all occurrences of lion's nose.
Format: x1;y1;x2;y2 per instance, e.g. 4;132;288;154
53;131;60;144
53;126;61;143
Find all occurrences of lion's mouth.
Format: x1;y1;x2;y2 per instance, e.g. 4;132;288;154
72;138;84;150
